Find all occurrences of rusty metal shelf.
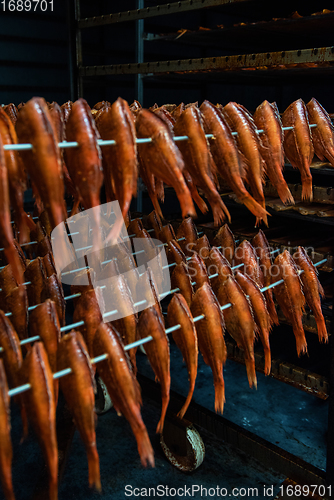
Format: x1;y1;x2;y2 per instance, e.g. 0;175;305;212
78;0;250;29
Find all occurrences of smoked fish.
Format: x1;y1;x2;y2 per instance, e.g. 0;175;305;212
43;273;66;327
57;332;101;491
272;250;307;356
191;283;226;413
206;247;232;295
4;286;28;344
146;210;163;239
167;239;186;266
137;307;170;433
282;99;314;201
176;217;198;257
187;252;209;291
93;323;155;467
193;234;211;264
293;246;327;342
253;101;294;205
73;287;104;357
174;105;230;225
0;360;15;500
216;276;257;388
21;342;58;500
4;103;18;125
212;224;235;265
234;240;264;288
24;257;46;306
306;97;334;167
167;293;198;419
171;262;194;307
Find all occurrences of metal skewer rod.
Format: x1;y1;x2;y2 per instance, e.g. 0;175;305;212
6;257;327;396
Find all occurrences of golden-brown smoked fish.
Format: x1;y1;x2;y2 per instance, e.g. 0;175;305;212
136;266;162;321
216;276;257;388
176;217;198;257
191;283;226;412
136;109;196;219
0;360;15;500
306;98;334;167
253;101;294;205
200;101;269;220
0;265;17;299
193;234;211;264
21;342;58;500
16;97;65;230
293;246;327;342
158;224;176;244
43;274;66;327
282;99;314;201
206;247;232;294
272;250;307;355
252;230;278;325
57;332;101;491
222;102;267;226
95;98;138;242
137;307;170;433
24;257;46;306
93;323;154;467
0;137;24;285
4;103;18;125
43;253;57;278
146;210;162;239
73;288;104;357
234;240;264;288
183;168;209;214
171;262;194;308
174;106;230;225
167;294;198;418
167;239;186;265
187;252;209;290
235;271;272;375
213;224;235;265
4;286;28;344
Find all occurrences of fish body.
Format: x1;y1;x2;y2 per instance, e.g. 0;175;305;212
136;109;196;219
167;293;198;418
57;332;101;491
206;247;232;294
272;250;307;355
3;103;18;125
213;224;235;265
253;101;294;205
167;239;186;265
21;343;58;500
193;234;211;264
4;286;28;343
216;276;257;388
176;217;198;257
235;271;272;375
282;99;314;201
234;240;264;288
146;210;163;239
43;274;66;327
306;97;334;167
252;230;278;325
93;323;154;467
0;360;15;500
73;288;104;357
200;100;269;220
222;102;267;226
293;246;327;342
187;252;209;290
171;262;194;307
191;283;226;413
174;106;230;225
137;307;170;433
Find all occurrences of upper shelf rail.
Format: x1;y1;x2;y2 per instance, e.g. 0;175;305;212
78;0;250;28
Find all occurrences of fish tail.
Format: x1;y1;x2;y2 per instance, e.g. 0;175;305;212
156;394;170;434
213;376;225;414
87;446;101;492
315;314;328;343
4;244;23;285
177;378;196;420
265;290;279;326
263;347;271;376
242;195;270;220
190;186;209;214
210;198;231;226
276;182;295;205
301;179;313;202
136;427;155;468
174;185;197;219
293;320;308;356
244;356;257;389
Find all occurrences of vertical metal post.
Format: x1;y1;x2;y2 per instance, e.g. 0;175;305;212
326;277;334;487
74;0;83;98
135;0;144;212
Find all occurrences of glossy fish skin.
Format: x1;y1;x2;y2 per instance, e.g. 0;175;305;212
73;288;104;357
200;100;269;221
206;247;232;295
43;274;66;327
0;137;24;285
176;217;198;257
306;97;334;167
146;210;163;239
95;98;138;240
171;262;194;308
93;323;154;467
57;332;101;491
235;271;272;375
222;102;267;226
136;109;196;219
234;240;264;289
191;283;226;413
167;293;198;419
29;300;61;401
282;99;314;201
21;343;58;500
16;97;65;230
136;266;163;321
174;106;230;225
252;230;279;325
272;250;307;356
213;224;235;265
193;234;211;264
183;168;209;214
43;253;57;278
187;252;209;291
0;108;30;244
167;239;186;265
0;265;17;299
158;224;176;244
4;286;28;344
137;307;170;433
216;276;257;388
253;101;294;205
4;103;18;125
293;246;327;343
0;360;15;500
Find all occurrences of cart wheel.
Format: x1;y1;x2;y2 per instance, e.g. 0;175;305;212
160;415;205;472
94;376;113;414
